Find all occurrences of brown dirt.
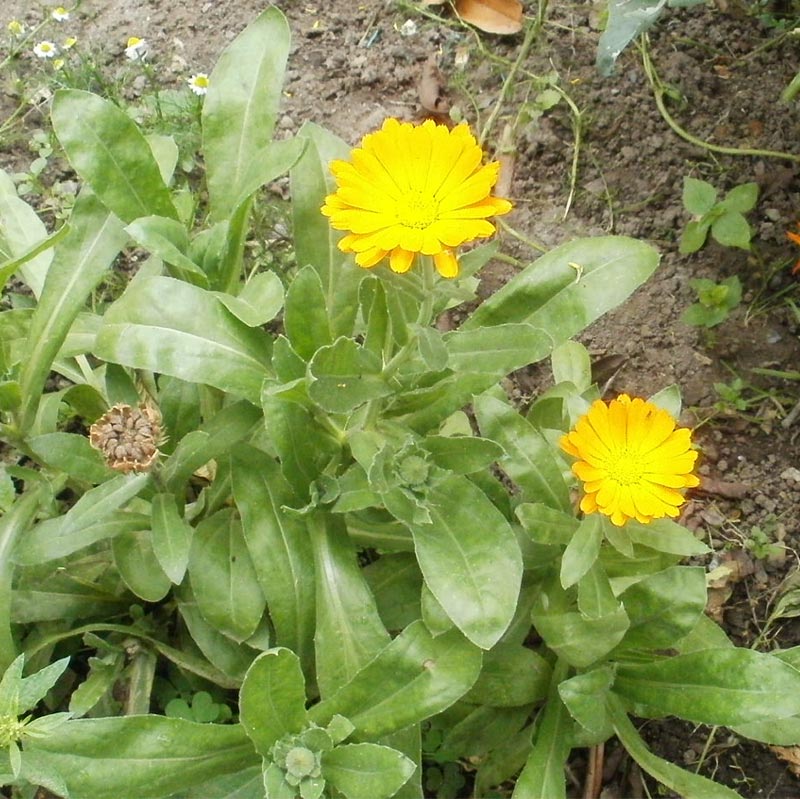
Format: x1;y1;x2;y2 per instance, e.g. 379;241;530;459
4;0;800;796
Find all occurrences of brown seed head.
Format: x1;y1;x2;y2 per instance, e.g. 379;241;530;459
89;403;162;474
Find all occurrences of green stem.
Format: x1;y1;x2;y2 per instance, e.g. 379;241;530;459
641;36;800;164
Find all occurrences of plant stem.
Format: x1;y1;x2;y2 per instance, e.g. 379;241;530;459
640;36;800;164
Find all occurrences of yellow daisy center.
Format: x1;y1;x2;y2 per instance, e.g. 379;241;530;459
396;191;437;229
606;450;645;486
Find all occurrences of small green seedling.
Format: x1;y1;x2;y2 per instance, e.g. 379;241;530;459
681;275;742;328
680;177;759;253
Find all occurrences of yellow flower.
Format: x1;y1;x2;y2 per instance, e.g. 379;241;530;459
560;394;700;527
7;20;24;36
63;36;77;49
51;6;70;21
321;118;512;278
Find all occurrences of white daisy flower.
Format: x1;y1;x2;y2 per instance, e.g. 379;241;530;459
124;36;148;61
187;73;209;95
51;7;70;21
33;41;58;58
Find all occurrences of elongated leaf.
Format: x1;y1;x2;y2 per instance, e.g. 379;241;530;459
0;490;44;671
608;694;742;798
512;661;570;799
189;509;265;643
239;648;307;756
465;642;551;707
170;766;263;799
216;270;284;327
125;215;207;286
27;432;112;484
615;649;800;725
474;394;571;512
292;123;364;338
309;621;481;739
464;237;659;340
231;448;315;669
364;553;423;631
52;90;178;222
95;275;271;403
112;528;171;602
617;565;706;650
307;513;389;697
405;474;522;649
560;515;603;589
0;169;52;297
17;192;128;432
13;475;150;565
422;435;504;474
203;7;293;219
443;323;551;374
150;494;192;584
25;716;257;799
323;743;415;799
283;264;333;361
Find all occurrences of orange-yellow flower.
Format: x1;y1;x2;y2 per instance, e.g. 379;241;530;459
787;224;800;275
321;118;512;278
560;394;700;527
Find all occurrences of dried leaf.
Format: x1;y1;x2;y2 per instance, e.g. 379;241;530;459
771;746;800;777
697;477;749;499
455;0;524;34
418;55;450;115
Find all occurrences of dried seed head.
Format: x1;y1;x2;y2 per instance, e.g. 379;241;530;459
89;403;162;474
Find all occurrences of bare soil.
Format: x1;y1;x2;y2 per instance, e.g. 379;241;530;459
4;0;800;796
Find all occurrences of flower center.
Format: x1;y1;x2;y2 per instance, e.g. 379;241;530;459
285;747;317;779
607;450;645;486
396;191;437;229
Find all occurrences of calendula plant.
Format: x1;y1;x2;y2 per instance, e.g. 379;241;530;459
2;6;800;799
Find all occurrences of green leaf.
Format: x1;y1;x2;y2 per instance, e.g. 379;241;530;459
292;123;363;338
13;475;150;565
150;493;192;584
203;7;294;219
463;237;659;338
617;565;706;650
231;448;315;669
440;705;531;760
512;661;571;799
532;578;629;668
421;435;504;474
0;169;53;298
16;192;127;432
416;326;448;371
625;518;709;556
189;509;266;642
284;264;333;361
170;766;264;799
363;553;423;632
721;182;758;214
442;323;552;375
560;514;604;589
52;90;178;223
309;621;482;739
18;656;71;714
27;432;112;484
308;337;392;413
465;642;551;707
682;176;718;216
95;275;271;403
516;502;579;546
558;666;614;743
307;513;389;697
608;694;742;798
323;743;415;799
474;394;571;512
216;270;284;327
239;648;307;756
679;219;710;254
406;474;522;649
615;649;800;725
551;340;591;391
125;216;207;287
711;211;751;249
25;716;257;799
112;527;171;602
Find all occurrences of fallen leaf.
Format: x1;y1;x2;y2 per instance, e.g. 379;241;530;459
696;476;749;499
771;746;800;777
705;549;755;624
494;123;515;199
417;55;450;116
454;0;524;34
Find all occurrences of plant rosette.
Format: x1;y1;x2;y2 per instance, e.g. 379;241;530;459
1;7;799;799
